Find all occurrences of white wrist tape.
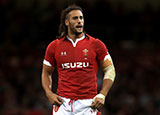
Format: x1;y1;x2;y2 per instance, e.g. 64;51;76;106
93;94;105;102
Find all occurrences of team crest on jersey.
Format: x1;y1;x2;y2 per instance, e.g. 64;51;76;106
82;49;88;56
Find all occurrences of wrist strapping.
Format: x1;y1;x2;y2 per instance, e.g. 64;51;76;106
93;94;105;102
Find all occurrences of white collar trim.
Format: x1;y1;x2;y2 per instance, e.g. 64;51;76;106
67;34;85;47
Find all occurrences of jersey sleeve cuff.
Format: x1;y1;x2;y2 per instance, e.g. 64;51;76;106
104;53;111;61
43;59;52;67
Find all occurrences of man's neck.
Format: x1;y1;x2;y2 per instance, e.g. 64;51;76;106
67;33;84;42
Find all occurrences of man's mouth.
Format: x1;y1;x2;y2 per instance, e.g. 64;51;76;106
76;25;83;29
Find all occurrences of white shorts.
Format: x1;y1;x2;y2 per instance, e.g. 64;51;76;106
52;97;101;115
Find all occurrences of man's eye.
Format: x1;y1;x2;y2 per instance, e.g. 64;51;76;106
80;16;83;19
73;17;78;20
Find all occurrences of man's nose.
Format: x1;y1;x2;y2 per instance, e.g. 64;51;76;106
77;18;82;23
78;19;82;24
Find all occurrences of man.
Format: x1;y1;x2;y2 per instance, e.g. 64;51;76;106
41;5;116;115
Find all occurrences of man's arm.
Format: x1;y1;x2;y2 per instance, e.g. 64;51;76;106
99;57;115;97
41;64;63;106
91;56;115;109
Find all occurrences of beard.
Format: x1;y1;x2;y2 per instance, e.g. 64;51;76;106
69;24;83;35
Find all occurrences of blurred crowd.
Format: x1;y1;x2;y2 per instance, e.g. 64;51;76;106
0;0;160;115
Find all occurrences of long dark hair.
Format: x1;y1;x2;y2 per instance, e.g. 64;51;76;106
57;4;83;38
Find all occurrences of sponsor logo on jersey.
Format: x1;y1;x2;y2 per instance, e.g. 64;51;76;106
62;62;89;69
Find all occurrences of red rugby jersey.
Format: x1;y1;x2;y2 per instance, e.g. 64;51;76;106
43;34;108;100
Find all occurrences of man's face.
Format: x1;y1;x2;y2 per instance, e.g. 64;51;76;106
65;10;84;35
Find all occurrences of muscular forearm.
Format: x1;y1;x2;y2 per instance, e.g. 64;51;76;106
42;65;53;95
99;56;115;97
41;64;54;96
100;79;113;97
91;79;113;109
42;73;53;95
41;67;63;105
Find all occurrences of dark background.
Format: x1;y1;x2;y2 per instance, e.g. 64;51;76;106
0;0;160;115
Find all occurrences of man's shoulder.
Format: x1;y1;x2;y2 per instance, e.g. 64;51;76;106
86;34;102;42
49;36;65;45
86;34;96;40
57;36;66;41
86;34;103;45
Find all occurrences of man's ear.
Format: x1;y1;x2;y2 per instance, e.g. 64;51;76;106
65;19;69;27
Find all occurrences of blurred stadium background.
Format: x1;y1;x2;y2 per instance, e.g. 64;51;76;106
0;0;160;115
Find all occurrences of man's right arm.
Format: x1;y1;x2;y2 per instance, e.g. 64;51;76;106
41;64;63;106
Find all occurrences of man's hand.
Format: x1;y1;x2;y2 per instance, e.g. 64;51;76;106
46;92;63;106
91;97;105;109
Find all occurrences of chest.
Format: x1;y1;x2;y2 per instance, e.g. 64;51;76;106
55;39;96;64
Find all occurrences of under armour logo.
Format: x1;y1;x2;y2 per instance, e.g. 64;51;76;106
61;51;67;56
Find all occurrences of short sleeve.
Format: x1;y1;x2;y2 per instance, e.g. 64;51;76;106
93;39;109;61
43;40;57;67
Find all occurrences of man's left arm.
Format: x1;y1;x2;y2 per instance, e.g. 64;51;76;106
91;54;116;109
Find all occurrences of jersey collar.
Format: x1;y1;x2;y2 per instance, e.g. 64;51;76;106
66;34;85;47
62;33;90;41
